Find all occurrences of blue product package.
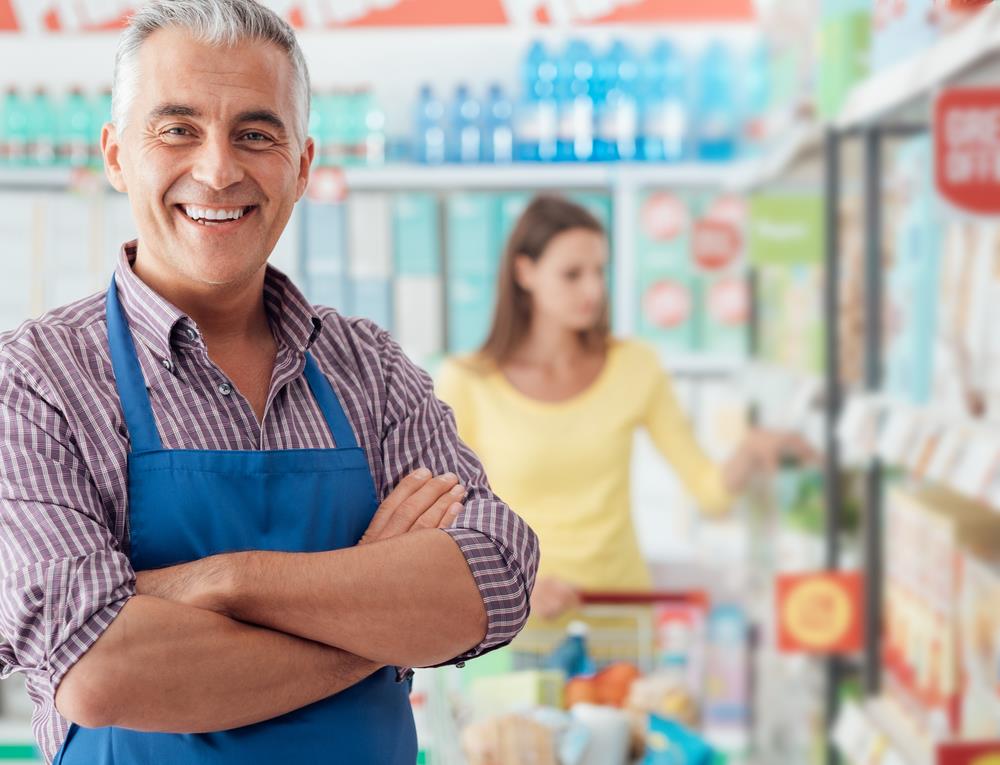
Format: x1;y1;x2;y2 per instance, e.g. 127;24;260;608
643;715;715;765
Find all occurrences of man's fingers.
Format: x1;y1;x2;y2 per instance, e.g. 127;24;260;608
381;473;460;538
439;502;463;529
412;487;465;531
364;468;432;541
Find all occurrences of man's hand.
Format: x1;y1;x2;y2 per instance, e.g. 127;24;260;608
360;468;465;545
136;468;467;611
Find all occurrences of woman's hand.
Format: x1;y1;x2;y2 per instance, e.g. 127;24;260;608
723;428;819;493
530;576;582;620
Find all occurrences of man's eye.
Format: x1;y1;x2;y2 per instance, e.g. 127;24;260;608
164;127;190;136
242;132;272;142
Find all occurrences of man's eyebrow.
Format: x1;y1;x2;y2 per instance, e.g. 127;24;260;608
235;110;287;133
148;103;201;121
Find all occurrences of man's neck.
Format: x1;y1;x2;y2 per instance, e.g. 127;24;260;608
132;251;273;347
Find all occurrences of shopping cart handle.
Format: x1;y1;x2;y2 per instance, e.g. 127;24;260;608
579;590;709;608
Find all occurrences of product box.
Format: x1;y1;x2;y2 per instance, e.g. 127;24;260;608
469;670;565;721
957;552;1000;738
446;194;503;353
884;487;1000;736
393;193;440;278
301;200;349;312
699;274;750;359
870;0;938;72
818;8;871;118
636;191;698;353
884;137;943;406
702;605;751;732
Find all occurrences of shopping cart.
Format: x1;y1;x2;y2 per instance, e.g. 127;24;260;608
416;590;716;765
510;590;711;674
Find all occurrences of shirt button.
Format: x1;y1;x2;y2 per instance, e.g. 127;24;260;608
185;328;198;341
160;358;172;372
218;382;233;396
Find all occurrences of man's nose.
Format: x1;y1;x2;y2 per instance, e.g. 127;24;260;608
190;135;245;190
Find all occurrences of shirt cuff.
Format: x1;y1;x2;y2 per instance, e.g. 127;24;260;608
47;595;133;693
441;527;531;663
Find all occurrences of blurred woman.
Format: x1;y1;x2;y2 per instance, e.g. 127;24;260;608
437;194;810;620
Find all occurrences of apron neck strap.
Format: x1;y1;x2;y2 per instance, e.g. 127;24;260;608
303;354;360;450
106;277;164;453
107;277;359;452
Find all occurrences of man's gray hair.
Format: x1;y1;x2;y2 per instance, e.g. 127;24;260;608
113;0;311;143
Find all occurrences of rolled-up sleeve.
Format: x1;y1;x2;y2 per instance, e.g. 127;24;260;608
0;355;134;696
372;328;539;661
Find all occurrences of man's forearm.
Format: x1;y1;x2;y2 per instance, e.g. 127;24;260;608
212;529;488;667
56;594;380;733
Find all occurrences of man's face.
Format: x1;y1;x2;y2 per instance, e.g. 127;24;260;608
103;27;313;289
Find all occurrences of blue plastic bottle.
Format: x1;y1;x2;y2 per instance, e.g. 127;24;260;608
483;83;514;164
595;40;639;162
742;40;771;157
59;88;92;168
695;41;738;162
545;622;597;679
556;39;596;163
641;40;689;162
0;88;29;167
516;40;558;162
448;84;482;164
27;88;57;166
413;84;446;165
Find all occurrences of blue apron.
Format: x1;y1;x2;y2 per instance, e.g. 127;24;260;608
53;278;417;764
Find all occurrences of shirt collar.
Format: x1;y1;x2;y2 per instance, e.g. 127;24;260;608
113;241;323;362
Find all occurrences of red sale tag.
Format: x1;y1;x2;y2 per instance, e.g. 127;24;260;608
935;88;1000;215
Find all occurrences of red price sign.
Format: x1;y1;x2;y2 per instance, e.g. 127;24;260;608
776;572;864;655
935;88;1000;215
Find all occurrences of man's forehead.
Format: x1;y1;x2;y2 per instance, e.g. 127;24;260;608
137;27;289;86
134;29;294;114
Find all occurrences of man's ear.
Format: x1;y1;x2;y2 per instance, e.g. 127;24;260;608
295;136;315;201
101;123;127;194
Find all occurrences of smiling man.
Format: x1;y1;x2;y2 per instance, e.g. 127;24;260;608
0;2;538;763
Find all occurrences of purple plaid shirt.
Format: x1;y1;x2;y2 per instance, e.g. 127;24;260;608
0;242;538;763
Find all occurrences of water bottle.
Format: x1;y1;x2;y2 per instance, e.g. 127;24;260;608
595;40;639;162
448;84;482;164
27;88;57;166
0;88;29;167
695;41;738;162
515;40;558;162
742;40;771;157
545;622;597;679
483;83;514;164
641;39;689;162
360;90;386;166
413;84;445;165
556;39;596;163
59;88;92;168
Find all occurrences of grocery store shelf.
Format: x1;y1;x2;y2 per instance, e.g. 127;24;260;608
659;353;744;378
343;161;748;192
837;393;1000;509
837;3;1000;129
729;121;825;192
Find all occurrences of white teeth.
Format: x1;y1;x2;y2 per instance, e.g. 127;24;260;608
182;205;249;222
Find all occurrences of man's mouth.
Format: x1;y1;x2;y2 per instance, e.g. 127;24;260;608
177;204;258;226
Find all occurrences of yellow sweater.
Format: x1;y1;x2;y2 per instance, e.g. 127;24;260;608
436;339;731;593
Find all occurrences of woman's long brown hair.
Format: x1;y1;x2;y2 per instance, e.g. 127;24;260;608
474;194;611;369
